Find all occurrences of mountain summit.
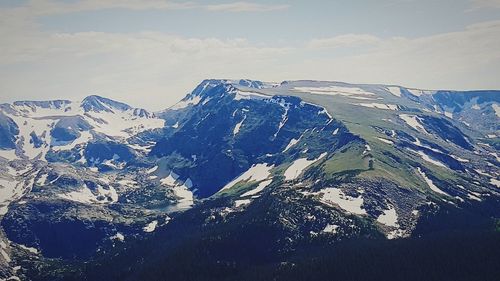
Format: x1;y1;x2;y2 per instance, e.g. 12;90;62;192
81;95;133;113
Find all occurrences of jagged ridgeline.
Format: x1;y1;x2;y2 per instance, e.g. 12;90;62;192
0;79;499;280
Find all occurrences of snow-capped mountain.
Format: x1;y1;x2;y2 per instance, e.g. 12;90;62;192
0;95;164;161
0;80;499;281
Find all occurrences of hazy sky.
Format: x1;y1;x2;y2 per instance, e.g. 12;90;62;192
1;0;500;110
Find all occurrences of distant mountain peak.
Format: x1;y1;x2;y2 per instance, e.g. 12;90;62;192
190;79;233;97
237;79;265;89
81;95;132;113
12;99;72;110
190;79;270;98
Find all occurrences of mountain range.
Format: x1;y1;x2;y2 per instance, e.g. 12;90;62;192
0;79;499;281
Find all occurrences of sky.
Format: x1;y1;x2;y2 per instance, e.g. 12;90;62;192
1;0;499;110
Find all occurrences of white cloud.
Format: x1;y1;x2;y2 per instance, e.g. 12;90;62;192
307;34;382;49
3;0;287;16
469;0;500;9
2;0;192;16
204;2;289;12
297;20;500;90
0;29;292;109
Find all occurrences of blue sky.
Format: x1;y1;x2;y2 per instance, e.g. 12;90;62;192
38;0;499;40
1;0;499;109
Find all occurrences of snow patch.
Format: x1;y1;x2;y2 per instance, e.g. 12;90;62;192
57;184;118;204
1;249;11;262
110;232;125;241
159;172;194;210
356;103;398;111
376;206;399;227
387;229;406;240
284;153;327;181
386;87;402;97
467;193;482;201
241;179;273;197
283;137;300;152
9;115;54;159
416;168;449;196
118;179;138;189
451;155;469;163
171;178;194;210
475;169;493;177
143;220;158;232
147;166;158;174
490;178;500;188
407;148;447;168
233;115;246;136
233;90;270;101
0;177;25;215
399;114;427;133
492;104;500;117
318;108;333;120
363;144;371;155
84;109;164;138
377;137;394;145
221;163;274;191
19;244;38;254
308;188;366;215
36;174;48;186
128;143;153;153
0;149;18;161
322;224;339;234
52;131;92;151
160;172;178;186
412;138;443;154
170;95;202;110
489;152;500;162
273;107;289;138
293;86;376;100
234;199;251;208
407;89;433;97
